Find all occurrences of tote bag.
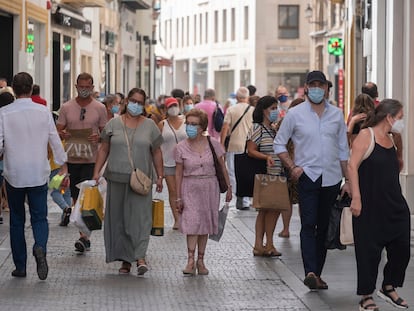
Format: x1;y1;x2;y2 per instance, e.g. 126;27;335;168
252;174;290;211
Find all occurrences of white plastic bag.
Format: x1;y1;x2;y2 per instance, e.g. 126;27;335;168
70;179;107;237
209;202;230;242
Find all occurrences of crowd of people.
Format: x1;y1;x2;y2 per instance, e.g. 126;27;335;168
0;71;410;310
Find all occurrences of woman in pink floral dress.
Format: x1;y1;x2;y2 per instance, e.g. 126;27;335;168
175;109;232;276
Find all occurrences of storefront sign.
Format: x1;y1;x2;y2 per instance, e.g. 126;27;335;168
53;8;86;31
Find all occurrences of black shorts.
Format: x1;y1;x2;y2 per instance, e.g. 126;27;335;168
67;163;95;201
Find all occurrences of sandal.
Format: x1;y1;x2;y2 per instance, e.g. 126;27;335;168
118;261;131;274
359;296;379;311
253;246;266;257
183;249;196;276
377;286;408;309
264;244;282;257
137;259;148;276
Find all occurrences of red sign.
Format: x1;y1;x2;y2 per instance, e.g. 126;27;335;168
338;69;344;110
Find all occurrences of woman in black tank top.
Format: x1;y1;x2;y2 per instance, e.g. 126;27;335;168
348;99;410;310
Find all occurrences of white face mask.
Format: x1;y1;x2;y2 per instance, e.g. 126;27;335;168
168;106;180;116
391;119;404;133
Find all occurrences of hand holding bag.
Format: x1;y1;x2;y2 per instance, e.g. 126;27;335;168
252;174;290;210
209;203;230;242
122;119;152;195
207;136;228;193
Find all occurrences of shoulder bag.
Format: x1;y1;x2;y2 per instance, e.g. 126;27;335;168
224;105;251;151
207;136;228;193
122;119;152;195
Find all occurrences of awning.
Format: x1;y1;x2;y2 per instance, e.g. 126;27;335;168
155;43;172;60
121;0;150;11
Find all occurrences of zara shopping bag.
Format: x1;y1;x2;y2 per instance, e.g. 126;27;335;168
252;174;290;210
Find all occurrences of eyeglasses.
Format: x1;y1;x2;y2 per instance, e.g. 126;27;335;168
80;108;86;121
186;122;199;126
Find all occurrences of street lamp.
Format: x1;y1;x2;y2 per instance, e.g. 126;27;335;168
304;4;326;26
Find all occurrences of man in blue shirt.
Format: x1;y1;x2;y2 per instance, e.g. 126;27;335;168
274;71;350;290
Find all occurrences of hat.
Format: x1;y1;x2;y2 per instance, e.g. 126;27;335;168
229;92;236;98
165;97;179;108
306;71;327;84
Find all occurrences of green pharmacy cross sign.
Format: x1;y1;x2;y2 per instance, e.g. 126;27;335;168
328;38;344;56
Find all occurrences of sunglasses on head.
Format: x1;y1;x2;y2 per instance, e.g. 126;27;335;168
80;108;86;121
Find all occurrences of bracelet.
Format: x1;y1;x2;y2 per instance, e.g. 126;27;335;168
290;165;298;171
158;175;163;179
175;198;182;202
344;178;349;183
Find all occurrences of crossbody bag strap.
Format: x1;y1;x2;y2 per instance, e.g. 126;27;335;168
230;105;251;134
121;118;137;170
166;119;179;144
207;136;219;167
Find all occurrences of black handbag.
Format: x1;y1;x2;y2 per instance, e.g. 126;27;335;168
325;192;352;250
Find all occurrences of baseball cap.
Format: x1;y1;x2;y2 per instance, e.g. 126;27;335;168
306;71;328;84
165;97;179;108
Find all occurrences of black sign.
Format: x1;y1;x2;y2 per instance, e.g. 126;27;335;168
82;21;92;37
53;11;85;30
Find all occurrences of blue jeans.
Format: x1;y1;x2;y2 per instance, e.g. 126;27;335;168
6;182;49;271
298;173;340;277
49;169;72;220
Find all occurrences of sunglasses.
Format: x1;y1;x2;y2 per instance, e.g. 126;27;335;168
80;108;86;121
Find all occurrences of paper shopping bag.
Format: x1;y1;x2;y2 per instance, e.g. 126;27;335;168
252;174;290;211
151;199;164;236
81;186;104;231
340;207;354;245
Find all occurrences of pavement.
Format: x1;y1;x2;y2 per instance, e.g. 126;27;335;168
0;184;413;311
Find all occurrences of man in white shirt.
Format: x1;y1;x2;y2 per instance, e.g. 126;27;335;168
0;72;67;280
220;87;254;209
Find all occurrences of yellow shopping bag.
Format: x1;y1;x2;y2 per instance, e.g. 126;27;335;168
81;186;104;230
151;199;164;236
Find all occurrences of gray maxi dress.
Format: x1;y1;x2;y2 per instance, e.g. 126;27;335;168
100;116;163;263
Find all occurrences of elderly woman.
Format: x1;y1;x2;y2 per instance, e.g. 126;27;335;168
175;109;232;276
102;94;120;119
348;99;410;311
93;87;164;276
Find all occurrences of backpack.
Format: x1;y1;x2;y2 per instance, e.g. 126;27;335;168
213;102;224;132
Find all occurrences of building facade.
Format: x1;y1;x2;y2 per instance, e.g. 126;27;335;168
158;0;311;104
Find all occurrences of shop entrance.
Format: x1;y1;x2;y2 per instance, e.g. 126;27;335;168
0;13;13;84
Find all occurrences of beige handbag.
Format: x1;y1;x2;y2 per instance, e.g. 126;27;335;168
122;119;152;195
340;207;354;245
252;174;290;211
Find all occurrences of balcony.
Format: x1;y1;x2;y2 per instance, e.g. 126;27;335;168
60;0;105;8
121;0;150;11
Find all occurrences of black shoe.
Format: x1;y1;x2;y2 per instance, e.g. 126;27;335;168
59;207;71;226
11;269;27;278
33;246;48;280
0;216;3;224
75;237;91;253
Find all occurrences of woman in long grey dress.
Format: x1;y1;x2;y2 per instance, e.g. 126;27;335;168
93;88;164;276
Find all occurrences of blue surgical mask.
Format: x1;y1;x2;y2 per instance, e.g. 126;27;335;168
269;109;279;122
111;105;119;114
186;124;199;139
184;104;194;112
278;95;288;103
127;102;143;116
307;87;325;104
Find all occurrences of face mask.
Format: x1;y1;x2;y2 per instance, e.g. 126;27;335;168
111;106;119;114
127;102;143;116
307;87;325;104
78;88;91;99
184;104;194;112
168;106;180;116
186;124;199;139
269;109;279;122
278;95;288;103
391;119;404;133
